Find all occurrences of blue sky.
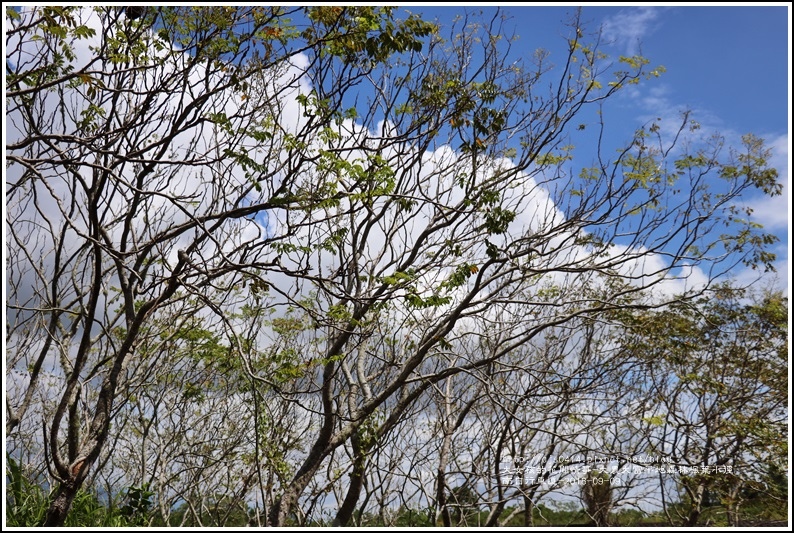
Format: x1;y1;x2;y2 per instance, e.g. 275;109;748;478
402;3;790;294
408;5;787;130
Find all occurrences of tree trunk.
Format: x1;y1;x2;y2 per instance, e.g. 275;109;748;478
685;508;701;527
267;460;322;526
435;467;451;527
43;481;79;527
524;494;533;527
725;482;742;527
332;435;367;526
333;462;365;526
684;484;705;527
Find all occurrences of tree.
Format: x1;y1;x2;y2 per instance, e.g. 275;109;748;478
618;285;787;526
5;6;435;525
6;6;782;526
582;469;613;526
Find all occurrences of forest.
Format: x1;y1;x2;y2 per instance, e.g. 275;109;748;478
4;6;787;527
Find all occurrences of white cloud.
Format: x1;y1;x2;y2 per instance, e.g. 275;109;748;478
10;7;779;468
8;7;770;348
614;56;788;296
745;133;789;231
600;7;664;57
4;7;317;432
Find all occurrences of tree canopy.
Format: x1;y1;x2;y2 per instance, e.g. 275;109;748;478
5;6;785;527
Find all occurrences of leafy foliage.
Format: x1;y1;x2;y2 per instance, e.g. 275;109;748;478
5;5;784;528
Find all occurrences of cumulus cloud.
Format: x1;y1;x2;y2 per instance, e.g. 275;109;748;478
4;7;320;418
8;6;765;408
